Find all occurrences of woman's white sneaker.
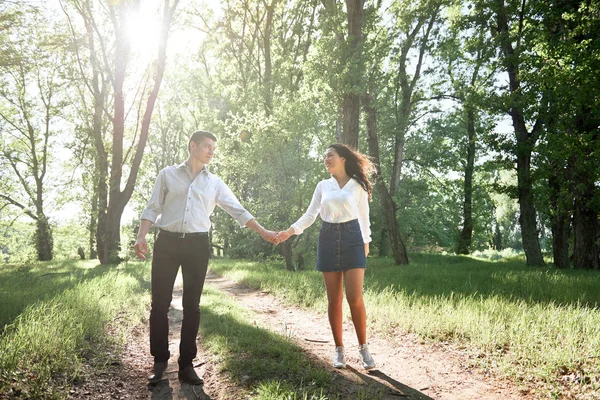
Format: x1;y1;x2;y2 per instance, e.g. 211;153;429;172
333;346;346;368
358;344;375;370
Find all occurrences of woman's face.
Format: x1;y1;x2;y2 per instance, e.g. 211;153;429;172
323;148;345;174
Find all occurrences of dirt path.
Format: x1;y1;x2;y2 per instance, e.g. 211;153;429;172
70;271;525;399
204;273;524;400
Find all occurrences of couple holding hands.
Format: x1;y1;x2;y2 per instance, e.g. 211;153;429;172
134;130;376;386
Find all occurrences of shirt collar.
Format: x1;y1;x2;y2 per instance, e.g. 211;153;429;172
177;161;210;175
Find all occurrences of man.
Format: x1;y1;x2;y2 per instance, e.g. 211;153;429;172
134;130;279;385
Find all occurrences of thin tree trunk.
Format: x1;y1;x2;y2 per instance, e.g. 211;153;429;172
390;9;438;195
263;0;275;117
364;94;409;265
548;160;571;269
89;182;98;259
456;107;475;255
551;213;571;269
516;144;544;266
282;241;295;271
493;219;503;250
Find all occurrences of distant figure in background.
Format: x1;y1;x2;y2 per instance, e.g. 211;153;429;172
134;130;279;385
277;143;376;370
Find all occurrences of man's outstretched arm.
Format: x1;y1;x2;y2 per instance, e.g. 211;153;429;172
246;219;279;245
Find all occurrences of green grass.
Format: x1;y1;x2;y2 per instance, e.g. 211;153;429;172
4;254;598;398
0;260;151;399
208;253;600;397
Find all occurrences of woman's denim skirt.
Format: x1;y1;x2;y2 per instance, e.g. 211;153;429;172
316;219;366;272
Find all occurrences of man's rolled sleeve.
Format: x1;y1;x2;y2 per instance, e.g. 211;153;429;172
216;181;254;227
140;170;165;223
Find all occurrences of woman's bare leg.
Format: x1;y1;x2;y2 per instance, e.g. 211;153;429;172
322;271;344;346
343;268;367;345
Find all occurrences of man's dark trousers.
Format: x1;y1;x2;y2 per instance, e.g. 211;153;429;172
149;232;210;368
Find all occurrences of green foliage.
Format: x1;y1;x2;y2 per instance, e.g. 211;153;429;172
0;221;36;263
3;0;599;264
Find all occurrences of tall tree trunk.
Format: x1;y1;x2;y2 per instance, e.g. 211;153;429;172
89;179;98;260
340;0;363;149
390;9;438;195
551;212;571;269
99;0;179;264
262;0;276;117
548;160;571;269
493;218;503;251
496;0;545;266
379;228;390;257
34;214;53;261
572;107;600;269
573;194;599;269
515;140;544;266
364;94;409;265
456;107;476;255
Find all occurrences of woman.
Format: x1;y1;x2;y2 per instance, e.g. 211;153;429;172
277;143;375;370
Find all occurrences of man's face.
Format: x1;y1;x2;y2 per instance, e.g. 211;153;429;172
191;137;216;164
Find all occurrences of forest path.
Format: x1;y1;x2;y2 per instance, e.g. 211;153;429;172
69;271;525;400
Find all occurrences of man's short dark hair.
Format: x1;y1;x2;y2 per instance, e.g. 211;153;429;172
189;130;217;152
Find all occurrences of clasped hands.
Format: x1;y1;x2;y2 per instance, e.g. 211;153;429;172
261;228;293;246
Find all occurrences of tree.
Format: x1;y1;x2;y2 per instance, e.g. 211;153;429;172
484;0;546;266
539;0;600;269
0;6;69;261
318;0;366;149
362;0;444;264
63;0;179;263
435;8;496;254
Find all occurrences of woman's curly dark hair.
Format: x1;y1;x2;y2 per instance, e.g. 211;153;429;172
328;143;375;199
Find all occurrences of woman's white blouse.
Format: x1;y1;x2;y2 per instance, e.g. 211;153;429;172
291;177;371;243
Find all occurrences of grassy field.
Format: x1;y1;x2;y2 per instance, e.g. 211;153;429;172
208;253;600;398
0;260;150;399
0;260;368;400
2;254;599;399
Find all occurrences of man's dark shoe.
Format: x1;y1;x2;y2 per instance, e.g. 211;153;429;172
178;365;203;385
148;361;168;383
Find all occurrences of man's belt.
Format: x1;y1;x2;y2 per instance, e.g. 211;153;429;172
159;230;208;239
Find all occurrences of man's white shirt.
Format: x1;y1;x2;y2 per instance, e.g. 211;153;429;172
141;162;253;233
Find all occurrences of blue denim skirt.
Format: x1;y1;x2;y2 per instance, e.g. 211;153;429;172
316;219;366;272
